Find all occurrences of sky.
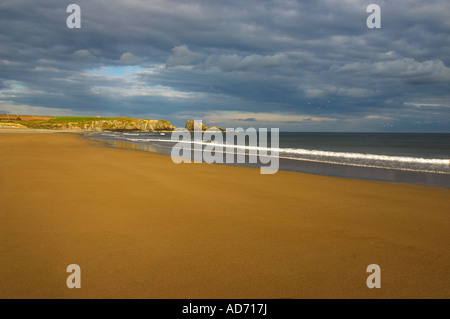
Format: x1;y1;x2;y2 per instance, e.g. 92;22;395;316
0;0;449;132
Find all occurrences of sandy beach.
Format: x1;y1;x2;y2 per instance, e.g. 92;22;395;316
0;131;449;299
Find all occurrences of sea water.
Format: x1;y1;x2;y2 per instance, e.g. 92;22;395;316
87;132;450;187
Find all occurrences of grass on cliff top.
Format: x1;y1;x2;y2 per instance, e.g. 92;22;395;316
12;117;170;130
48;116;123;123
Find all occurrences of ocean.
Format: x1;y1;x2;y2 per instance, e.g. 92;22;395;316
86;132;450;187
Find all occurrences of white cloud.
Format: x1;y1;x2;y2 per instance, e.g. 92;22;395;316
302;85;377;98
166;46;292;72
404;102;450;108
166;45;201;67
0;101;116;117
334;58;450;83
215;53;291;72
201;111;336;124
364;115;393;120
73;49;95;62
0;80;46;98
120;52;140;65
90;85;198;99
0;59;21;66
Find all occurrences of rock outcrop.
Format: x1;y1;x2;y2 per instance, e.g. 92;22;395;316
185;120;223;132
185;120;207;132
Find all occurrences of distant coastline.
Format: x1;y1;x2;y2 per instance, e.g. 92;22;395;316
0;114;175;132
0;114;226;133
2;113;449;187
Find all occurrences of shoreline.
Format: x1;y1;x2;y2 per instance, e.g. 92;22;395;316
0;132;449;298
84;131;450;188
0;128;84;134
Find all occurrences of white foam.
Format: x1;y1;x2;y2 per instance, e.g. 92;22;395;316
124;137;176;143
115;135;449;167
187;140;449;165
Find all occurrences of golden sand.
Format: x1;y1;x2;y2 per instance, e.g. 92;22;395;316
0;132;449;298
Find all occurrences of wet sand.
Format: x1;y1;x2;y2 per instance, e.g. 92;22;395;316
0;132;449;298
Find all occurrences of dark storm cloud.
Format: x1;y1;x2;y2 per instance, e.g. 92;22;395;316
0;0;449;131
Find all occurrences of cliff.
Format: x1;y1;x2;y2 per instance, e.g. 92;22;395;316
56;118;174;132
1;115;175;132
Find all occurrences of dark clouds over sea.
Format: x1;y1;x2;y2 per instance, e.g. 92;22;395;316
0;0;449;131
